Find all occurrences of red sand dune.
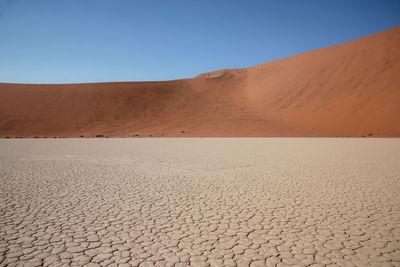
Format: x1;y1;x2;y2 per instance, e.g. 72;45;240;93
0;27;399;138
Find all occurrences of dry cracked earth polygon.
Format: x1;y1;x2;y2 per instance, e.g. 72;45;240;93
0;138;399;266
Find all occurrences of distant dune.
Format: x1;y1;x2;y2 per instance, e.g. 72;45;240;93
0;27;399;138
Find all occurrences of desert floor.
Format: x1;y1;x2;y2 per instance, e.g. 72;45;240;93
0;138;399;267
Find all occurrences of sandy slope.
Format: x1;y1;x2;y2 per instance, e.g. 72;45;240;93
0;27;399;137
1;138;400;266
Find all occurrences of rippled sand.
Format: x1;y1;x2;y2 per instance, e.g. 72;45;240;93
1;138;400;266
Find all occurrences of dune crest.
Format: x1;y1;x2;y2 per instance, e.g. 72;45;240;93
0;27;399;137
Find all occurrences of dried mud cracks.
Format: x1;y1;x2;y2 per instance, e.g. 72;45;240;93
1;139;400;266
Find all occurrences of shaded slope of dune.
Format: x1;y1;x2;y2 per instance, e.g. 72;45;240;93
0;27;399;137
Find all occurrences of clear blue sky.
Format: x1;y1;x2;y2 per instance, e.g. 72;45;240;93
0;0;399;83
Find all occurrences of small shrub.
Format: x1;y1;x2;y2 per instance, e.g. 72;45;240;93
368;133;373;136
181;130;185;134
96;134;104;138
5;136;10;139
80;135;84;138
